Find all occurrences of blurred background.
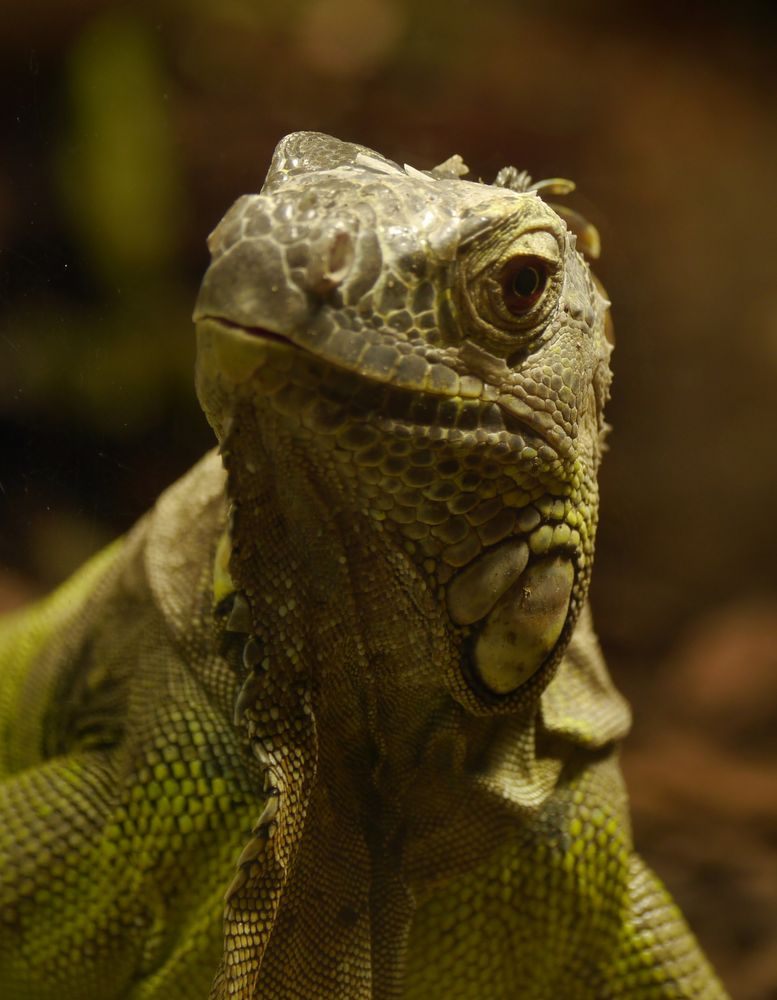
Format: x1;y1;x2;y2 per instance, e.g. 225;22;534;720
1;0;775;994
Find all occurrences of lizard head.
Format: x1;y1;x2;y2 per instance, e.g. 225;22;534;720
194;131;612;714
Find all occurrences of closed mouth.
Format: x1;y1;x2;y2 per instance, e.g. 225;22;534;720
197;314;568;457
203;315;294;347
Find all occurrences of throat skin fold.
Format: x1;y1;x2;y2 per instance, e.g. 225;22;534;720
220;405;450;997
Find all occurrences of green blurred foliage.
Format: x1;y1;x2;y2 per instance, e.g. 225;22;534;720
58;10;184;284
2;6;197;437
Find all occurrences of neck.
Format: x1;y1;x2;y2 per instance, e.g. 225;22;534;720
220;405;465;996
223;406;455;752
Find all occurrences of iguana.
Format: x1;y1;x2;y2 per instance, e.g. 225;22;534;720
0;132;729;999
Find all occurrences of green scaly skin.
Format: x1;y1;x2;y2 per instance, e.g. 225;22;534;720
0;133;729;999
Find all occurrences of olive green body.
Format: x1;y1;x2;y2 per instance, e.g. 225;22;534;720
0;461;261;999
0;132;729;999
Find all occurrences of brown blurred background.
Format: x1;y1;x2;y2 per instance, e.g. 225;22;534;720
1;1;776;995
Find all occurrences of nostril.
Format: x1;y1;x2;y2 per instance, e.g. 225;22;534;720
309;228;355;297
327;229;354;280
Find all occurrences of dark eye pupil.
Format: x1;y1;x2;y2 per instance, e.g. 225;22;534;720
500;257;549;316
511;266;540;298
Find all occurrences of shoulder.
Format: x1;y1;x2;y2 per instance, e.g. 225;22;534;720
143;450;227;645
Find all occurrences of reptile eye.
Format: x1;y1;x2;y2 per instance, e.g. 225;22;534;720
500;257;549;316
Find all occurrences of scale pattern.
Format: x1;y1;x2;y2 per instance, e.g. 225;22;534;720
0;132;729;998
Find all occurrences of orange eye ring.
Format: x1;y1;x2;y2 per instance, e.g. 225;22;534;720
500;257;549;316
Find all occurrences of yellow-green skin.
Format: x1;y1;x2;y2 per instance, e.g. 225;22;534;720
0;133;729;999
